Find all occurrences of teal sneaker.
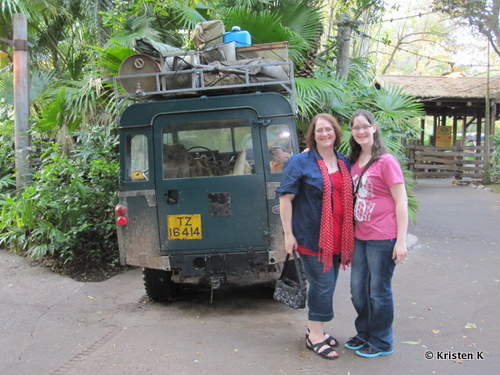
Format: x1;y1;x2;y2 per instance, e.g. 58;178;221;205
344;337;365;350
356;345;394;358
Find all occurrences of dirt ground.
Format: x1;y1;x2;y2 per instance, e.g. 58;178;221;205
1;178;499;375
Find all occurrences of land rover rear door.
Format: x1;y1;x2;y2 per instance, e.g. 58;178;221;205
153;108;268;255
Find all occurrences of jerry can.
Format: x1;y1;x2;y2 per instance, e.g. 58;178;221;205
223;26;251;47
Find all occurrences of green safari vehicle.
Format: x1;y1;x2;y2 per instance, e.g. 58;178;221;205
113;52;298;301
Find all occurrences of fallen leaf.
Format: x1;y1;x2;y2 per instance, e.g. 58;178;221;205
432;329;440;334
464;323;477;329
87;295;93;299
402;340;421;345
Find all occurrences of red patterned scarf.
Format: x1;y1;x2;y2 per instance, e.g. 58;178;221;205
317;157;355;272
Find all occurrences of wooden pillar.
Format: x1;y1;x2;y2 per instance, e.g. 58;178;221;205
476;115;482;146
432;116;437;146
420;118;425;144
13;14;30;190
452;116;458;145
462;116;467;142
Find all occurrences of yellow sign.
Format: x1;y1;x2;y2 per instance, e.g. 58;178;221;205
131;170;146;180
167;214;202;240
436;126;452;147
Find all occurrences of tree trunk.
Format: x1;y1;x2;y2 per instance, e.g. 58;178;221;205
336;15;351;79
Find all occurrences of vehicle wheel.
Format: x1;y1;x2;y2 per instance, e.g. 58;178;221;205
143;268;178;301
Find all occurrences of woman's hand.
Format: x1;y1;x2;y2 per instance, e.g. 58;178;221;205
284;233;298;254
279;194;296;254
392;239;407;264
390;183;408;265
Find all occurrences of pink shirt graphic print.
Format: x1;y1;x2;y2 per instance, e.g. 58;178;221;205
351;154;404;240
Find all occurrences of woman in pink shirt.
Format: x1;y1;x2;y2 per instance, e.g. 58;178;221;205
344;109;408;358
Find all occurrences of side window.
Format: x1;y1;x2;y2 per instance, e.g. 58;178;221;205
126;134;149;181
267;124;293;173
162;119;255;179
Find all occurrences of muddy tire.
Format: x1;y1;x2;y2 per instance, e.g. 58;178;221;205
143;268;177;301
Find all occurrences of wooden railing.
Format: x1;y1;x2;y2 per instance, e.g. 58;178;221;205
407;142;492;180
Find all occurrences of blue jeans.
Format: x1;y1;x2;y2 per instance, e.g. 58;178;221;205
350;239;396;351
300;254;340;322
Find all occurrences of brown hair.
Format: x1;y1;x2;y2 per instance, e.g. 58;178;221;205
305;113;343;150
348;109;387;163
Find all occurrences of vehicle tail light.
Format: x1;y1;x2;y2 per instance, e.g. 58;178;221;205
115;204;128;226
116;215;128;226
115;205;128;216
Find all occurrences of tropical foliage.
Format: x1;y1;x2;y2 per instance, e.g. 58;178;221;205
0;0;427;277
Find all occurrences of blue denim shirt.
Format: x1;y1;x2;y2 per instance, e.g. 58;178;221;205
275;149;351;253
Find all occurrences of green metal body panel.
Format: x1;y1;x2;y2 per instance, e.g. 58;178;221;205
116;92;297;281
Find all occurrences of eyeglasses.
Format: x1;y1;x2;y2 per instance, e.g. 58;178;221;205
315;128;334;134
350;125;373;133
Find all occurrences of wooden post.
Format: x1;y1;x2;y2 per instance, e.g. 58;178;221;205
455;140;463;181
432;116;437;146
408;140;416;178
482;42;492;185
452;116;458;145
462;116;467;142
476;115;482;146
420;118;425;144
13;13;30;190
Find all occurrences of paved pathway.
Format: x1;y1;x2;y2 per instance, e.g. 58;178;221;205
1;178;498;374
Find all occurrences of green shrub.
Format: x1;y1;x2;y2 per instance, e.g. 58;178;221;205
0;127;120;278
0;116;14;177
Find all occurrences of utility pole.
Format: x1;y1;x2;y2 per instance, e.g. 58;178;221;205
12;14;30;190
483;41;491;185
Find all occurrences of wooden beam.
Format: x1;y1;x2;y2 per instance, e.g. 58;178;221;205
420;118;425;144
476;115;482;146
452;116;458;145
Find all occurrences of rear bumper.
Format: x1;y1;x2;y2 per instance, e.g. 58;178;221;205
168;249;274;279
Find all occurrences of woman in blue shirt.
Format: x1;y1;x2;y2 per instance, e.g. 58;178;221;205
276;113;355;360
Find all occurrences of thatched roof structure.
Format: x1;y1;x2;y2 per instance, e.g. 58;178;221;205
374;75;500;119
374;75;500;100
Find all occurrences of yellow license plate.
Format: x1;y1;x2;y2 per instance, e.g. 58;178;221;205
167;214;202;240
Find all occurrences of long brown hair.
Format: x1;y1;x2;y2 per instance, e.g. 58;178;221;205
348;109;387;163
305;113;343;151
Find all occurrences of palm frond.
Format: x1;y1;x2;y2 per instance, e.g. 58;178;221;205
112;17;161;49
294;77;345;129
171;3;206;29
371;84;425;138
30;69;56;103
220;8;307;65
273;0;323;45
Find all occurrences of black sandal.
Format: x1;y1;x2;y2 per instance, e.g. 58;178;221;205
305;337;339;360
306;329;339;347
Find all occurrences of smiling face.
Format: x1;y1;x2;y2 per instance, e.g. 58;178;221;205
351;115;377;148
314;117;336;150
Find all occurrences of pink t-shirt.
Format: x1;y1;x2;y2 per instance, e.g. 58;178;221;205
351;153;404;240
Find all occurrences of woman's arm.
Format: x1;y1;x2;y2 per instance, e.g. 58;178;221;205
279;194;297;254
390;183;408;264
